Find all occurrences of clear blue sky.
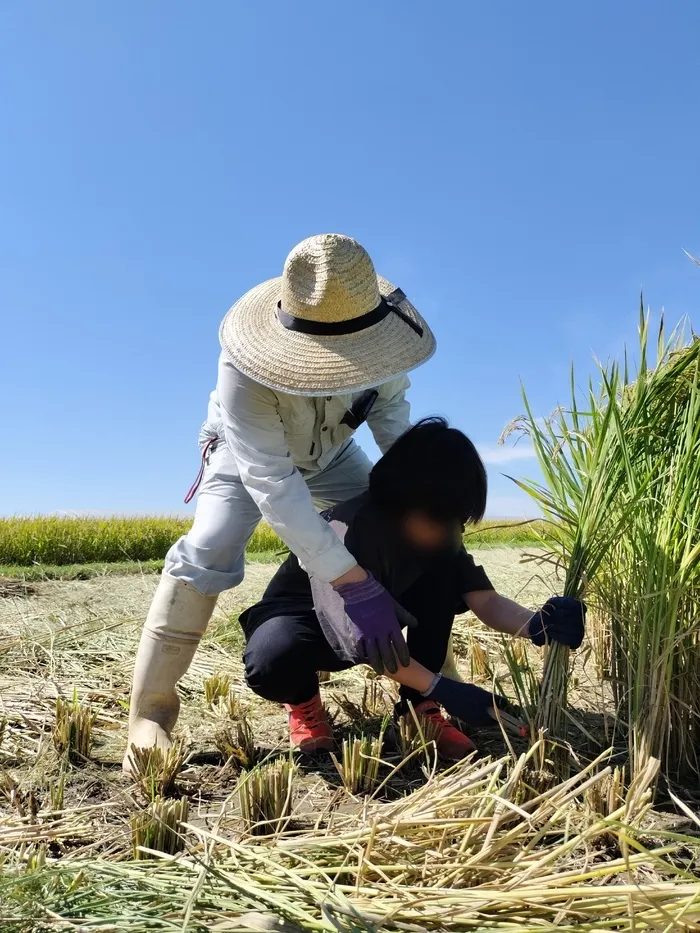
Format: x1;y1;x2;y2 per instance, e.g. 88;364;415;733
1;1;699;518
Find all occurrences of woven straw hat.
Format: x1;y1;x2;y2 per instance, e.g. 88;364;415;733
219;234;436;396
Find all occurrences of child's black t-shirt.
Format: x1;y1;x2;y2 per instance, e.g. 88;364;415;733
240;493;493;637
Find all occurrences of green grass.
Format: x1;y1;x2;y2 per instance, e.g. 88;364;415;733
0;515;545;570
465;518;549;548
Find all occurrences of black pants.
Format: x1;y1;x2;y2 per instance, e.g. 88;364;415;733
243;561;463;707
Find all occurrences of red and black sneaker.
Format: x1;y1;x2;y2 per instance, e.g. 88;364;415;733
284;693;334;753
414;700;476;760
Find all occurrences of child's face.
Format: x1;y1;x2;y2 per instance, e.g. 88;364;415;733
401;511;462;551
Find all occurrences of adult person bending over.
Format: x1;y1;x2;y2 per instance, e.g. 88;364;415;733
124;234;436;768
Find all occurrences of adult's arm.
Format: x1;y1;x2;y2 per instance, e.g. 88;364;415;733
366;374;411;453
217;357;358;583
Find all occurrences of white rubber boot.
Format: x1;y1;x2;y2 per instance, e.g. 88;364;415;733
440;634;465;682
123;573;217;772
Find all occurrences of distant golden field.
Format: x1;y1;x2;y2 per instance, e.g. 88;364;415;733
0;515;546;567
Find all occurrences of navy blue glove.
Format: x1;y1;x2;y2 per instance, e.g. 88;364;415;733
528;596;586;649
428;676;508;726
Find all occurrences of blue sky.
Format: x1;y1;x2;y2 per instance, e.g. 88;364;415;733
1;1;699;518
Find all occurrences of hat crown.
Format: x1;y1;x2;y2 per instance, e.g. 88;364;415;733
281;234;382;324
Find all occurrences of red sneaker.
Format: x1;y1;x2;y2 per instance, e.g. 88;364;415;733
414;700;476;760
284;693;334;753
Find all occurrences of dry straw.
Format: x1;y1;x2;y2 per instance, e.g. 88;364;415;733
5;742;697;931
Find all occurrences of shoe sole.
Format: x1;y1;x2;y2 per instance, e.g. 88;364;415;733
292;738;334;753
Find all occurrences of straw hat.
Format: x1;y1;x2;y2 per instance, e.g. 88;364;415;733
219;234;436;396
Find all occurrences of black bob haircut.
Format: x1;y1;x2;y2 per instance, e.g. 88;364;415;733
368;417;487;526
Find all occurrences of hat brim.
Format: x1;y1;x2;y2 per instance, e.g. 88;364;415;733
219;275;436;396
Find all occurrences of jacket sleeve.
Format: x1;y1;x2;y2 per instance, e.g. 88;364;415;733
366;374;411;454
216;357;358;583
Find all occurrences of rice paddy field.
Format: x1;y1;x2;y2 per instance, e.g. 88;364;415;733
0;516;548;578
2;317;700;931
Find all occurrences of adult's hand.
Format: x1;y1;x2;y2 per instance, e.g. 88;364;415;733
335;573;411;675
428;676;508;726
528;596;586;649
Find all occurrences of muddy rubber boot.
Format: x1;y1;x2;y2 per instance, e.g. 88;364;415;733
123;573;217;772
440;635;464;682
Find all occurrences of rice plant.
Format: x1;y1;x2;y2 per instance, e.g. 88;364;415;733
214;713;260;769
332;723;386;795
470;636;491;680
0;516;547;568
52;690;95;764
130;795;189;859
211;686;244;721
397;706;442;761
511;308;700;780
0;515;284;566
332;677;390;726
126;740;188;801
497;639;541;731
238;758;294;836
50;768;67;812
203;672;233;709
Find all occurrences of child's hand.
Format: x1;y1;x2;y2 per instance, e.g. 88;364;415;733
427;676;508;726
528;596;586;649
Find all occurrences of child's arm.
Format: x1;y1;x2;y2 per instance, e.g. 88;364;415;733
465;590;533;637
385;657;506;727
386;658;434;693
466;590;586;648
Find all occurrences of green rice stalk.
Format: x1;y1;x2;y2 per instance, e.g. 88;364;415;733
52;689;95;764
130;795;189;859
238;758;294;836
510;308;700;781
126;739;188;801
50;767;67;812
332;721;387;795
203;672;234;709
215;712;260;769
498;638;540;734
397;705;442;764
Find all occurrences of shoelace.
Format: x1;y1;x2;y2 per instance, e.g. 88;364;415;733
294;699;324;729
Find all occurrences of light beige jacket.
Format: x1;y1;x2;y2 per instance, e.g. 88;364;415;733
201;352;411;582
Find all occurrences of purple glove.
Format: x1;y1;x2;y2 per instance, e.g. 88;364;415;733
335;573;411;675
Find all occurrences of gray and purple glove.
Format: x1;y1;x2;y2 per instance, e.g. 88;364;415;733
335;573;413;675
528;596;586;649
